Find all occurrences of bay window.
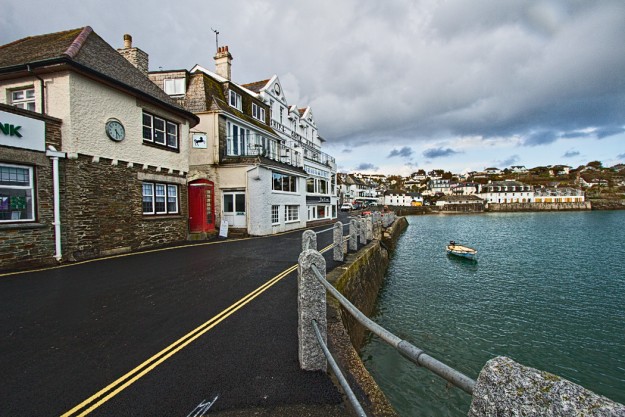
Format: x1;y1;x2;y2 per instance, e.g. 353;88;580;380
272;172;298;193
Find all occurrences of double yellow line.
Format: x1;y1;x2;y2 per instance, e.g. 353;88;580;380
62;241;335;416
61;264;298;416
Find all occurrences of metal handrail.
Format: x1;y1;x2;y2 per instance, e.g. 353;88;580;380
312;320;367;417
310;264;476;395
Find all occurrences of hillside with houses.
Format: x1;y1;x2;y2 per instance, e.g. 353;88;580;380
338;162;625;210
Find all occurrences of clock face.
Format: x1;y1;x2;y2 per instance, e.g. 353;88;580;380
105;119;125;142
274;83;281;95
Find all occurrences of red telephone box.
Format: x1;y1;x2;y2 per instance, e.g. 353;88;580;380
188;179;215;233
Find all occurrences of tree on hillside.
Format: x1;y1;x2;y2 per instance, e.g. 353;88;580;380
587;160;603;169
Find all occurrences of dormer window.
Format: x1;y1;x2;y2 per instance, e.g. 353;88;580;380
229;90;242;110
252;103;266;123
164;78;186;96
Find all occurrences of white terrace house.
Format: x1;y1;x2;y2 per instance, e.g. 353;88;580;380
242;75;338;223
534;187;585;203
149;46;311;236
478;181;534;204
383;192;423;207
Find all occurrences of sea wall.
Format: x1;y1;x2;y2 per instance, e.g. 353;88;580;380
589;199;625;210
325;216;408;417
487;202;591;212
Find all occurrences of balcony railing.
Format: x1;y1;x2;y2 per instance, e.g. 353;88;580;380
223;136;303;167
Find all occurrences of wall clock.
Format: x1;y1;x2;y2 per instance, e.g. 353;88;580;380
105;119;125;142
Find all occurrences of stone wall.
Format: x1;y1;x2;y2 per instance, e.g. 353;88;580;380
487;202;591;212
589;199;625;210
62;154;188;261
325;216;408;417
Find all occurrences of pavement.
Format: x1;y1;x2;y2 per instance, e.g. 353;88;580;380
0;214;356;416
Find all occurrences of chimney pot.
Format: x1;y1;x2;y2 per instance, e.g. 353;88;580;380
123;34;132;49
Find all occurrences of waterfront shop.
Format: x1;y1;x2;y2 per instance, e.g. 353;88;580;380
0;27;198;270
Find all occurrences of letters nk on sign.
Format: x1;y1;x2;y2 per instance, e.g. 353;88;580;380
0;123;23;138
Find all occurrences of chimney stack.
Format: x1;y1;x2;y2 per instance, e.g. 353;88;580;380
117;33;149;75
214;45;233;81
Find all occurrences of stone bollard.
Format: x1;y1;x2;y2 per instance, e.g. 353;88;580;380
468;356;625;417
302;229;317;251
297;249;327;372
333;221;343;262
374;219;382;240
366;216;373;241
349;219;358;251
359;217;366;244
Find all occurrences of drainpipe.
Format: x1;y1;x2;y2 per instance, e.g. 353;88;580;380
46;146;66;261
27;65;45;114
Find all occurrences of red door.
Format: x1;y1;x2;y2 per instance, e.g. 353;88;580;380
188;180;215;233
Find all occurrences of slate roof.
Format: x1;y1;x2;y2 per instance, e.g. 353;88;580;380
0;27;198;125
240;79;270;93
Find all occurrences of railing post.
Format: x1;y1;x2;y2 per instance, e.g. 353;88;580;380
333;221;343;262
349;219;358;251
302;229;317;251
298;249;327;371
366;216;373;241
359;217;366;245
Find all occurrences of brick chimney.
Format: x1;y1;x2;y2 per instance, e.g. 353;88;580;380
117;34;149;75
214;46;233;80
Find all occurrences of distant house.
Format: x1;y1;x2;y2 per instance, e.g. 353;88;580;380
428;178;452;195
484;167;502;175
383;191;423;207
435;194;484;212
510;165;528;174
451;182;479;195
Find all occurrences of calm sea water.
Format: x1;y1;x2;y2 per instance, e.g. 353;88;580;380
361;211;625;416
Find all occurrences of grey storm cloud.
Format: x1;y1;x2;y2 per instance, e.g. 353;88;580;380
423;147;459;159
596;126;625;139
388;147;413;158
354;163;378;171
3;0;624;150
563;150;580;158
500;155;520;167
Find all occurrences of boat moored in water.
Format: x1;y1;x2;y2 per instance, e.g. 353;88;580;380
446;241;477;260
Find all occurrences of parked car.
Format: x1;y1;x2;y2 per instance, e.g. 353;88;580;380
340;203;353;211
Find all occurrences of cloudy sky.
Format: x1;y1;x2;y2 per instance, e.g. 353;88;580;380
2;0;624;175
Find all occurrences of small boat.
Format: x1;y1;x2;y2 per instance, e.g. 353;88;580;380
446;241;477;260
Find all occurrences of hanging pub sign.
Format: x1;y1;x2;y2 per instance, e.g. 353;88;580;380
0;110;45;152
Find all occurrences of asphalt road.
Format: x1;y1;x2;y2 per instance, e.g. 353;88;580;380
0;214;355;416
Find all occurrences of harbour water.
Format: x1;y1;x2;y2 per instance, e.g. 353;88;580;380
361;211;625;416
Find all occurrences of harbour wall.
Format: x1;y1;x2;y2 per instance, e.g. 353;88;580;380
325;216;408;417
487;202;591;211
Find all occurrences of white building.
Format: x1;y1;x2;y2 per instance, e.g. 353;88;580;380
478;181;534;203
383;192;423;207
242;76;338;224
534;187;585;203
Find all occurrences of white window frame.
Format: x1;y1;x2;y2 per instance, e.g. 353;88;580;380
226;122;248;156
285;205;299;222
0;163;35;223
142;182;179;215
252;103;266;123
271;205;279;224
163;78;186;95
229;90;242;110
272;172;298;193
10;87;36;111
142;111;179;150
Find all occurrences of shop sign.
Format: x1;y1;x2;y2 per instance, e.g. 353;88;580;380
306;196;331;204
0;110;45;152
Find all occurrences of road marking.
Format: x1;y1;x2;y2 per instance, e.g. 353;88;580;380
186;395;219;417
61;264;298;416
